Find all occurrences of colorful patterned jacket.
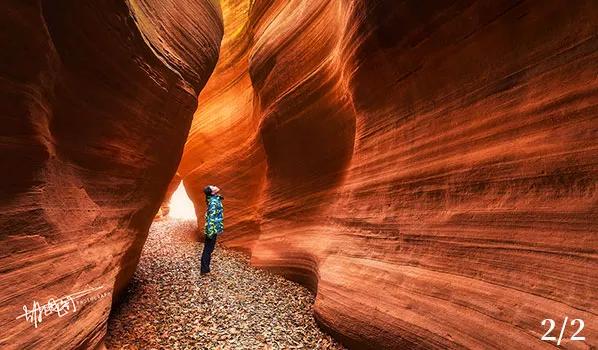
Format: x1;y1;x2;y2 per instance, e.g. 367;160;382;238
204;195;224;238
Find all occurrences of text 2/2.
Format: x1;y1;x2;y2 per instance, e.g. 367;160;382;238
541;317;585;346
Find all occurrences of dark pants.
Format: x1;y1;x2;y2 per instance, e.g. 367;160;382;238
200;235;217;273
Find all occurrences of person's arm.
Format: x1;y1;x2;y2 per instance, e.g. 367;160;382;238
207;198;218;218
205;198;218;236
214;198;223;232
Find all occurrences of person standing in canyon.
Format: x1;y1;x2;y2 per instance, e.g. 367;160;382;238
200;185;224;275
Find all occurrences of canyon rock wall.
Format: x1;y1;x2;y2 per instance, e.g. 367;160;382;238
180;0;598;348
0;1;222;348
180;0;267;249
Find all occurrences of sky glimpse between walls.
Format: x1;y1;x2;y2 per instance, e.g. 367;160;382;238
169;183;197;220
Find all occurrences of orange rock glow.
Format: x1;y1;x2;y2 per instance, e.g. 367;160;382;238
179;0;598;349
0;1;222;348
1;0;597;349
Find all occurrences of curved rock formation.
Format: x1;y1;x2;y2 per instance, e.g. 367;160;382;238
180;0;598;348
180;0;267;250
0;1;222;348
2;0;597;348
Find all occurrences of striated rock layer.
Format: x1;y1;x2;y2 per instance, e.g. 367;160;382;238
0;1;222;348
180;0;598;349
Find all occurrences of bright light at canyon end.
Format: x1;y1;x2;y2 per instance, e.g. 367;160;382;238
168;183;196;219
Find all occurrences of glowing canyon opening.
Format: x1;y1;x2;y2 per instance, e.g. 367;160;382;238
0;1;596;349
168;182;197;220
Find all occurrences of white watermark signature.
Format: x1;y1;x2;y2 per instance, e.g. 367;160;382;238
16;285;108;328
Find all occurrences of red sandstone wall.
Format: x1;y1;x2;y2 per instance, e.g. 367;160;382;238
179;0;268;250
2;0;596;348
0;1;222;348
181;1;598;348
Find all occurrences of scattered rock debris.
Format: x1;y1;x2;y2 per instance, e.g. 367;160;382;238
106;219;345;350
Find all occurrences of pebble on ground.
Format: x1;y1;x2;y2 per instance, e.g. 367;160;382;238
106;219;345;350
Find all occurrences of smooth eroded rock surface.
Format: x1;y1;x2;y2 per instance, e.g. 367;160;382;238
0;1;222;348
2;0;597;349
179;1;598;349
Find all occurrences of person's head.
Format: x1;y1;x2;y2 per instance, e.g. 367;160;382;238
203;185;220;196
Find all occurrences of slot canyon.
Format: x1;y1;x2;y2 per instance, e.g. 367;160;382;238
0;0;597;349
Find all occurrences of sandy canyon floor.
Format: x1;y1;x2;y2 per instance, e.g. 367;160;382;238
106;219;344;349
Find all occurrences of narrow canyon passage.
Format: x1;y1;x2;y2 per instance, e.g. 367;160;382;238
1;1;597;349
106;220;343;349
